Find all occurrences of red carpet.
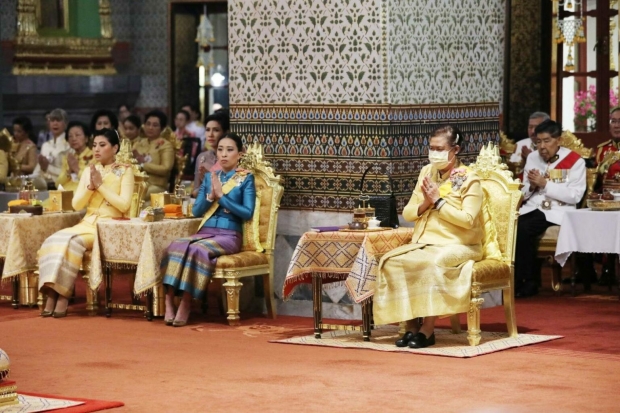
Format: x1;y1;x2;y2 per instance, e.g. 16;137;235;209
18;392;123;413
1;272;620;412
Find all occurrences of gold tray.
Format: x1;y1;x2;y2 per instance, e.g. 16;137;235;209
339;227;392;232
587;199;620;211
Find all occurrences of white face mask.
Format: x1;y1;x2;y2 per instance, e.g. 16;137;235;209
428;149;453;170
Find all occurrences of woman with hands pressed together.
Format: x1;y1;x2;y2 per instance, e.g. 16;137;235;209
38;129;134;318
373;125;484;349
161;133;255;327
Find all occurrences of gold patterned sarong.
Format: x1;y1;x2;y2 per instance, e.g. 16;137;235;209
38;222;95;297
372;243;482;325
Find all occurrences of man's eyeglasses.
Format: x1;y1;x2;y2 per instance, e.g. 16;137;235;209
610;119;620;124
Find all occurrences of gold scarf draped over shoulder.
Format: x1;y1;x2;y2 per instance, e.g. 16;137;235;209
198;171;248;229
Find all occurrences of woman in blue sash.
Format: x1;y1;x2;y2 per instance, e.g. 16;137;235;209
161;133;255;327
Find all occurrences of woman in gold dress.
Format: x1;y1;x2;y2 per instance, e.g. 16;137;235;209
11;117;37;175
373;125;484;349
38;129;134;317
132;110;174;196
56;121;94;192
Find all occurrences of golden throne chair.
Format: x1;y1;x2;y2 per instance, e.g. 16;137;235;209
209;142;284;325
447;143;522;346
537;131;595;295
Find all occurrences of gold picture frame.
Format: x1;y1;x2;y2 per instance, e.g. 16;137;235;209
12;0;116;75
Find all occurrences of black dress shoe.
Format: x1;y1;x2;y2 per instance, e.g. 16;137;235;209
408;332;435;349
395;331;416;347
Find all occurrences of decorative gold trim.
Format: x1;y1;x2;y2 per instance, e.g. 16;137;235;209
99;0;114;39
13;0;116;75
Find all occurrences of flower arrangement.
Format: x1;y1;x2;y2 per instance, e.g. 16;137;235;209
574;85;619;132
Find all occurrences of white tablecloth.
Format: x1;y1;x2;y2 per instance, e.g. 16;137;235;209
555;209;620;266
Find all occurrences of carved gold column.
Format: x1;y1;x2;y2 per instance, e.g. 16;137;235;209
99;0;114;39
16;0;37;37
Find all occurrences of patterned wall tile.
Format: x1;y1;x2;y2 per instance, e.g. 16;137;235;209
130;0;169;108
228;0;385;104
110;0;132;42
233;103;500;211
507;0;545;133
388;0;505;104
0;0;17;41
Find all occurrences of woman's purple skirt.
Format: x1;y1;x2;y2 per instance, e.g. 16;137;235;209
161;226;241;300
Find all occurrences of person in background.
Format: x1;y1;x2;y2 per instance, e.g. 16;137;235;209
12;116;37;175
191;110;229;197
174;110;195;139
132;110;175;196
33;108;71;187
181;103;206;146
510;112;550;167
118;104;132;123
37;110;52;151
515;120;586;297
56;121;93;192
117;104;132;136
122;114;142;144
38;128;133;318
90;109;119;135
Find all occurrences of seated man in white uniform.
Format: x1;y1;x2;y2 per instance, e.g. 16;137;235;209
515;120;586;297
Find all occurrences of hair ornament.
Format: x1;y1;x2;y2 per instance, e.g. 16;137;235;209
455;132;460;144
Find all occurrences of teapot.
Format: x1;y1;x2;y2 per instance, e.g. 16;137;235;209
348;221;368;230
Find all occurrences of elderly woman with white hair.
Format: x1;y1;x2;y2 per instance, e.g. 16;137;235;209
33;108;71;188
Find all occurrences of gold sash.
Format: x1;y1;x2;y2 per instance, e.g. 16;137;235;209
198;172;246;229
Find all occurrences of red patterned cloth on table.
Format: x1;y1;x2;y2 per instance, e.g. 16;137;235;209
282;228;413;302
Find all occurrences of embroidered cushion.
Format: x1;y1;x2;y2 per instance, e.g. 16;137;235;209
216;251;269;269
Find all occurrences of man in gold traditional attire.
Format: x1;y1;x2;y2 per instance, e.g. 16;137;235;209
374;125;484;349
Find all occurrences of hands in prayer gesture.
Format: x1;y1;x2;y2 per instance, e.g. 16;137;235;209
521;146;532;160
132;149;146;164
209;171;224;201
527;168;547;191
421;175;440;205
38;154;49;172
87;164;103;191
67;153;79;174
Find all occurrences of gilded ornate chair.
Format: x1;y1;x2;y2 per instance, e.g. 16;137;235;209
448;143;522;346
209;143;284;325
537;131;595;294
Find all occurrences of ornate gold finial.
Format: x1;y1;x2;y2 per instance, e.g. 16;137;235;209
16;0;37;37
240;142;274;174
499;131;516;155
116;139;147;178
560;130;592;158
99;0;114;39
470;142;520;183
